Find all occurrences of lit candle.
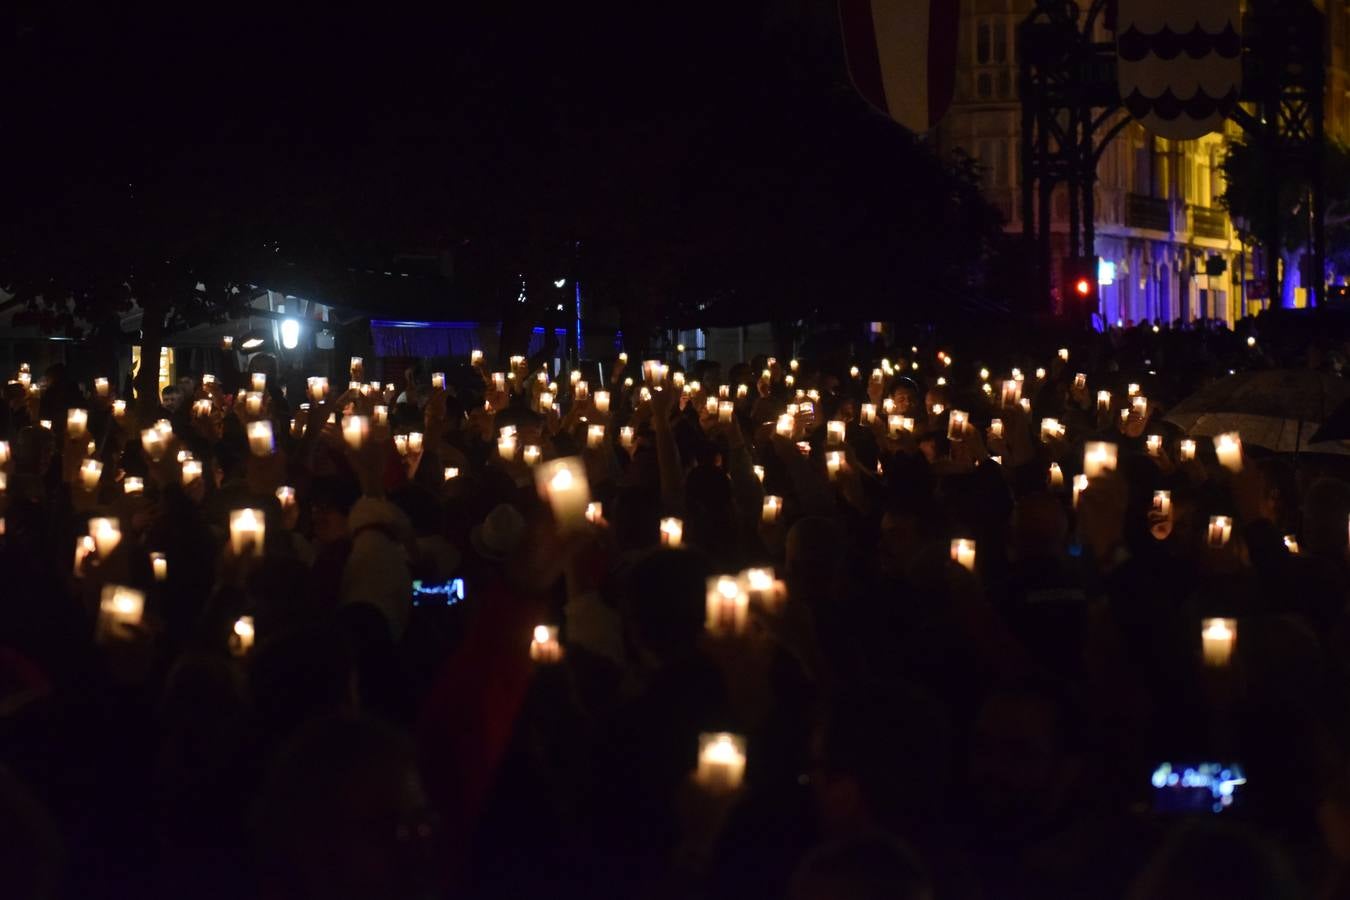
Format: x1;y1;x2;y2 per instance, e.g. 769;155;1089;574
1058;348;1070;362
1040;418;1062;443
1096;390;1112;414
860;403;876;425
741;567;786;613
585;501;604;524
705;396;718;416
1000;379;1021;407
193;398;213;418
229;508;265;557
718;400;735;424
736;384;748;400
112;399;127;422
1072;473;1088;509
89;517;121;559
888;415;914;437
308;376;329;402
181;459;203;485
1284;534;1300;554
849;365;860;378
202;374;216;386
73;534;95;574
0;441;10;465
407;432;424;454
89;375;110;399
372;404;389;427
1214;432;1243;472
1073;373;1087;391
619;426;636;450
930;403;945;416
776;414;794;437
947;409;968;441
1201;617;1236;667
39;419;52;430
98;584;145;640
576;380;590;400
672;371;686;390
1035;367;1047;380
123;476;144;495
1146;434;1162;457
394;434;409;457
250;373;267;392
696;732;747;793
510;355;526;371
989;418;1004;440
492;372;506;392
827;420;846;445
141;426;167;461
1152;490;1172;518
471;349;484;366
1018;398;1032;414
618;352;629;365
522;445;542;466
950;538;977;572
536;457;591;532
1082;441;1118;479
586;424;606;448
343;415;370;451
659;517;683;547
871;368;884;385
275;486;296;511
150;552;168;582
1207;515;1233;548
349;357;363;378
442;467;459;483
231;616;256;657
79;458;103;491
245;391;264;416
1179;439;1197;462
594;390;611;414
431;372;445;390
762;494;783;524
823;451;845;482
705;575;749;635
529;624;564;663
753;465;765;482
247;420;274;456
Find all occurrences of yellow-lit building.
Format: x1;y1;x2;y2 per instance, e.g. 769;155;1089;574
938;0;1350;323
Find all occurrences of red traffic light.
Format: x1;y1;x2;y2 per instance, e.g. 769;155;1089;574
1075;278;1092;297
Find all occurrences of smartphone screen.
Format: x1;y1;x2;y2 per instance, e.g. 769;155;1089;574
1150;762;1246;814
411;577;465;607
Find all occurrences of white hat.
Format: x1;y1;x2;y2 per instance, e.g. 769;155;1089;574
470;503;526;562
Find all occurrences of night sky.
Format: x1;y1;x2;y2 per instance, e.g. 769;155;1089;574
5;2;1003;324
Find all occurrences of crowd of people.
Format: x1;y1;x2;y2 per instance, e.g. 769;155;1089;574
4;318;1350;899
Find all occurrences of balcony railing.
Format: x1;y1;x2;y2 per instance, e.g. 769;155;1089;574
1125;193;1170;232
1189;205;1229;240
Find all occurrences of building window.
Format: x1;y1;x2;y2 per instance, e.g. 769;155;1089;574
976;19;1007;64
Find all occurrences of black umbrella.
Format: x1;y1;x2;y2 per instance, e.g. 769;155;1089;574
1165;369;1350;455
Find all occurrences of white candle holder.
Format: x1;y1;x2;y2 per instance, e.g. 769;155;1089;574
229;508;266;558
950;538;977;572
659;517;683;547
1201;617;1236;667
535;457;591;532
696;732;747;793
705;575;749;635
529;624;564;663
